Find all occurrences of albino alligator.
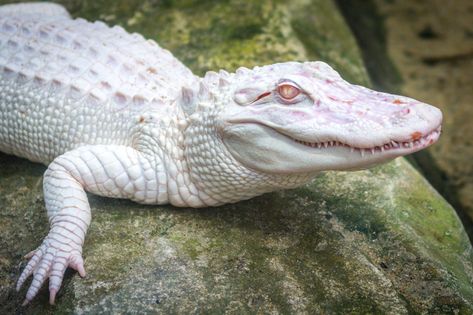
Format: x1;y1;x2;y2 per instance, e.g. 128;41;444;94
0;2;442;305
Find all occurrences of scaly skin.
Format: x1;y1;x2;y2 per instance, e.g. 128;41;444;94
0;3;442;305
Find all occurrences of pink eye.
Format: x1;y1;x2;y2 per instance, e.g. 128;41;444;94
277;83;300;100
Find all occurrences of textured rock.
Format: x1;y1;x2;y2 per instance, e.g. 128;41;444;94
338;0;473;232
376;0;473;231
0;0;472;314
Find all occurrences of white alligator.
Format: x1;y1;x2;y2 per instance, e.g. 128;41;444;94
0;2;442;305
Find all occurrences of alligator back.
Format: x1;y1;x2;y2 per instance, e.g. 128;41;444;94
0;6;197;164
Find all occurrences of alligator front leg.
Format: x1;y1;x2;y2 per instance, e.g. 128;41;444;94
16;145;162;305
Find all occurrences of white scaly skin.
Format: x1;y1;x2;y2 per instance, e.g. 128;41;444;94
0;3;442;305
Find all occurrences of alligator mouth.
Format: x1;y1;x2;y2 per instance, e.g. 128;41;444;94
291;126;441;156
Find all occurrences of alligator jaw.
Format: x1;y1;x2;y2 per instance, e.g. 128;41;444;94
291;126;442;157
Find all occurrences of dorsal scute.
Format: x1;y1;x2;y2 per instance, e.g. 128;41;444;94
0;14;198;110
0;3;70;18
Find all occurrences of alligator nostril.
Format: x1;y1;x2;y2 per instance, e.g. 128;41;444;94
391;107;412;121
401;108;411;115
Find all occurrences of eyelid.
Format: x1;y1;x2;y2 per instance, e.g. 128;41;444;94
277;79;301;88
278;81;298;87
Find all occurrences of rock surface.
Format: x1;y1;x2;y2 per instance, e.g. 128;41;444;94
0;0;472;314
338;0;473;233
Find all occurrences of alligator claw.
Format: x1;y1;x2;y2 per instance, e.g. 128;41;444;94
17;234;85;305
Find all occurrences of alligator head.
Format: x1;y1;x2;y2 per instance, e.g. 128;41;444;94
180;61;442;203
203;61;441;173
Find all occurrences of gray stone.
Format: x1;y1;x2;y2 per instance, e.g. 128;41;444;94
0;0;472;314
338;0;473;230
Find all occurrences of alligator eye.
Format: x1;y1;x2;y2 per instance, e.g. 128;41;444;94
277;83;300;100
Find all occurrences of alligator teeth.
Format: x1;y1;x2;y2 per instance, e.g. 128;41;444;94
293;130;438;154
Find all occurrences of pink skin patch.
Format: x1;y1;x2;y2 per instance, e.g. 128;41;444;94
393;99;405;105
328;95;355;104
290;111;311;119
411;131;422;140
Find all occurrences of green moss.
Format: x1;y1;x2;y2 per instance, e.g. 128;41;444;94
292;0;370;85
335;0;403;91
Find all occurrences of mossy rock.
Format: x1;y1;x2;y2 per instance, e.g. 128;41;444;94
0;0;472;314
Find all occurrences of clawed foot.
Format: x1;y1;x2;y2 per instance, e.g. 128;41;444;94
16;235;85;305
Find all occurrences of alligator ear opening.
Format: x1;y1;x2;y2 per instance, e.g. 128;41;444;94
234;87;269;105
